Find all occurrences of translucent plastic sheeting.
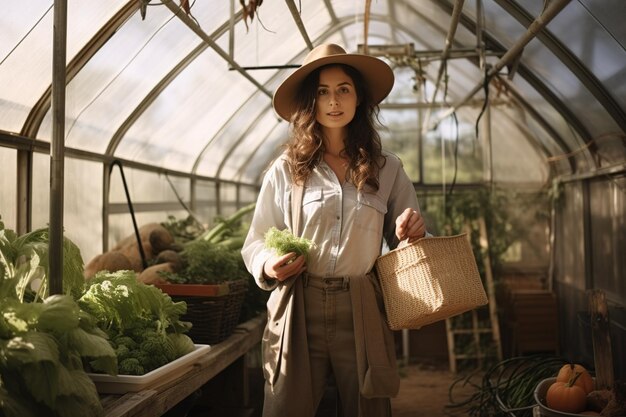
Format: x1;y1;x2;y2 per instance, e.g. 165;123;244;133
239;121;290;185
422;107;484;185
29;154;103;262
0;0;127;133
116;47;259;171
489;106;549;184
230;1;330;69
0;148;17;229
1;0;623;189
192;180;217;224
379;108;421;182
211;109;280;180
0;2;53;133
39;7;204;152
109;167;190;205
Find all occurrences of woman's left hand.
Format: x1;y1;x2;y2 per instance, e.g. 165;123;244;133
395;207;426;243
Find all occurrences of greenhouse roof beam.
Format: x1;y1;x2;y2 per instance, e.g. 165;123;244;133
107;12;244;156
215;104;271;178
286;0;314;51
435;0;586;169
493;0;623;168
162;0;271;98
422;0;465;134
427;0;573;131
20;0;139;139
494;0;626;139
190;91;263;175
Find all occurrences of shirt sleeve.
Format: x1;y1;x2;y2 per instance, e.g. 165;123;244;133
240;160;289;291
383;159;421;250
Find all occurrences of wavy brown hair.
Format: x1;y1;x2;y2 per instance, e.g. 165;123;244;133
284;64;386;191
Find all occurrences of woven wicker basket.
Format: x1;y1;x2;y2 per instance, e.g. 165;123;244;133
374;234;488;330
159;279;248;345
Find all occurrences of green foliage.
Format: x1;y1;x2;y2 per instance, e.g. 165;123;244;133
264;227;315;260
0;295;116;417
447;355;567;417
77;270;195;375
420;187;526;274
163;240;250;284
200;203;256;243
0;221;85;302
161;215;206;245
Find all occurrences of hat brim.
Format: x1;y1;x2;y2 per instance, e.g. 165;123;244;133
272;53;394;121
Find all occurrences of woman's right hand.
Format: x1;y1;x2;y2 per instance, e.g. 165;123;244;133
263;252;306;282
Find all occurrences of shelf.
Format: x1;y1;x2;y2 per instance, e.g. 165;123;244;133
101;314;266;417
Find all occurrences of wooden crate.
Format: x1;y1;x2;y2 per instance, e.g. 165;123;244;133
503;289;559;356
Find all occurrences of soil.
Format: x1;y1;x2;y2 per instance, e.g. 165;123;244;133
392;359;476;417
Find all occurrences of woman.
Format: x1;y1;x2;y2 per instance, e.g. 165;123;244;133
241;43;427;417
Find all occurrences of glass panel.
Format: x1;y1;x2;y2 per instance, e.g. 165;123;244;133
116;46;258;171
219;183;239;218
212;110;279;180
195;93;270;177
0;148;17;229
423;108;483;184
63;158;103;263
238;122;289;184
31;152;50;231
31;154;104;262
1;0;127;135
109;167;189;205
194;180;217;225
508;75;593;173
0;3;53;133
108;168;191;249
524;16;626;135
489;106;549;185
39;6;215;152
239;184;260;207
231;0;330;69
380;108;421;182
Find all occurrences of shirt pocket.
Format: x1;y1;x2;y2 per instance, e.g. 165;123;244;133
302;187;324;225
355;193;387;233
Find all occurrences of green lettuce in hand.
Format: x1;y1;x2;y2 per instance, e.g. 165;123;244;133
264;227;315;261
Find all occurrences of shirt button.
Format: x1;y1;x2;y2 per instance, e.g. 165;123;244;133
336;216;340;220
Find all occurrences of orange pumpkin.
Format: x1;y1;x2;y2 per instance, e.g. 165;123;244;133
556;363;594;394
546;373;587;414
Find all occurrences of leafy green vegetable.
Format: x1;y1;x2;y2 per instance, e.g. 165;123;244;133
163;240;250;285
200;203;256;243
0;296;116;417
264;227;315;260
0;219;85;302
78;270;195;375
0;219;116;416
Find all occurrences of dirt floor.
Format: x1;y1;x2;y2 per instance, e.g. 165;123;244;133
392;359;477;417
187;358;479;417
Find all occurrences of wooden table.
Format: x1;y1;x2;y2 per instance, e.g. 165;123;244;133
101;315;266;417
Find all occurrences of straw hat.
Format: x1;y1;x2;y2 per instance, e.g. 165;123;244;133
272;43;394;121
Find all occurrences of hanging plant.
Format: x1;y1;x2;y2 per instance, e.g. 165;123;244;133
240;0;264;30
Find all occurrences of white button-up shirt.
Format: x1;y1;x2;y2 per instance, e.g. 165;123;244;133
242;150;420;289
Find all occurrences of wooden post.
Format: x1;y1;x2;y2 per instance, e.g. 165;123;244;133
588;290;614;390
478;217;503;361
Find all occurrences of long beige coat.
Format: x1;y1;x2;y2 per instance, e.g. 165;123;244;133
261;271;398;417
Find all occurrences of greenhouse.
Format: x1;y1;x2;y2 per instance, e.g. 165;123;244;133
1;0;624;416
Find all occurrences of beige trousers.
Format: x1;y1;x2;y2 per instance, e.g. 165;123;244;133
303;276;391;417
